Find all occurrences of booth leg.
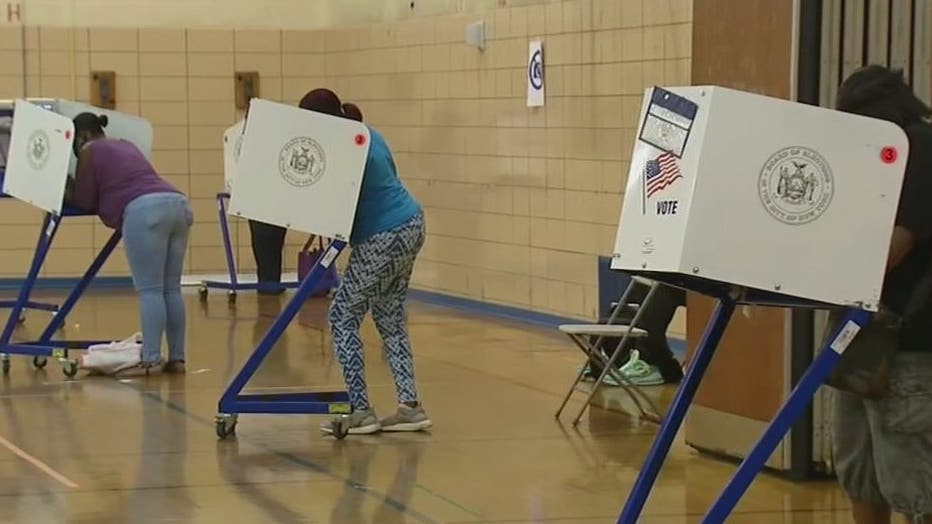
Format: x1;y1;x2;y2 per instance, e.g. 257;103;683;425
36;230;121;343
701;308;870;523
0;214;59;349
217;194;239;291
617;296;737;524
218;240;346;415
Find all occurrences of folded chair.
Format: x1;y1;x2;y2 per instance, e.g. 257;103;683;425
555;276;664;425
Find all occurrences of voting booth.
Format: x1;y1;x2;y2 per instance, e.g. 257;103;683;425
0;99;137;377
611;86;908;523
54;99;154;178
200;116;312;301
222;120;244;193
215;98;370;440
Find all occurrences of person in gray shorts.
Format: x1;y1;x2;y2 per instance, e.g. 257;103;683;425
833;65;932;524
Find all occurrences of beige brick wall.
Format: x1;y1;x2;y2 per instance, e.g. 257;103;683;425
0;0;692;325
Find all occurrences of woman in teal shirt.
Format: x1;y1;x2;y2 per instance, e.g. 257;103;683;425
299;89;430;436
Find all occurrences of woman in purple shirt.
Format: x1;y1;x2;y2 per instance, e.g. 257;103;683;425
68;112;193;377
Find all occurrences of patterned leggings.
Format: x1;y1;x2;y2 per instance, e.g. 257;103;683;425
329;212;426;410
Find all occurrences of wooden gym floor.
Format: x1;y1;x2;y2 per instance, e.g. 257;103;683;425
0;289;854;523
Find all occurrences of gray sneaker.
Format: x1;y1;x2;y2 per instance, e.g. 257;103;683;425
320;408;380;435
379;405;432;432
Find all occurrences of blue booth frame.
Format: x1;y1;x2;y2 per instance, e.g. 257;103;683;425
198;192;300;304
215;238;352;439
612;274;869;523
0;197;121;377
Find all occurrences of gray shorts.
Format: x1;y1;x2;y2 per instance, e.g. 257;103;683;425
832;351;932;518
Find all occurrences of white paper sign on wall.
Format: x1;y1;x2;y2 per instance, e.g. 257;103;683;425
2;99;74;215
229;99;371;240
222;119;245;193
527;40;545;107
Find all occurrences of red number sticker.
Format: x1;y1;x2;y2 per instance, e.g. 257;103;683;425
881;147;898;164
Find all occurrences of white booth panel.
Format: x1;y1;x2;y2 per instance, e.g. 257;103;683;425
229;98;370;240
613;86;908;311
2;99;74;215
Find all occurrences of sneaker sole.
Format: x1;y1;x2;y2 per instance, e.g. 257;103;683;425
628;378;665;386
320;423;381;435
381;420;432;432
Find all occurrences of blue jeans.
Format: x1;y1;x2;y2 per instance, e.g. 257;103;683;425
122;192;193;364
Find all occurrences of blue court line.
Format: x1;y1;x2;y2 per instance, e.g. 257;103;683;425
408;289;687;358
0;276;132;292
0;276;687;357
124;384;484;523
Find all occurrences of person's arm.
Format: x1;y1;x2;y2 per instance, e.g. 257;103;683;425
68;147;98;212
888;128;932;271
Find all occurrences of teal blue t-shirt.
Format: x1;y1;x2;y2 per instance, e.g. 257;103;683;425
350;127;421;245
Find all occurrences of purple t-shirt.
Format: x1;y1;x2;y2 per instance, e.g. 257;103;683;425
71;138;180;229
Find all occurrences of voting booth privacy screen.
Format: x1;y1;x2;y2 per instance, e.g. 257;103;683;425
612;86;909;311
2;99;75;215
54;100;154;177
223;120;245;193
229;99;371;240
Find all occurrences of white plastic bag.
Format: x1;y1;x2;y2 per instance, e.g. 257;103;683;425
81;333;141;375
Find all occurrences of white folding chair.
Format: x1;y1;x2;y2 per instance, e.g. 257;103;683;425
555;276;664;425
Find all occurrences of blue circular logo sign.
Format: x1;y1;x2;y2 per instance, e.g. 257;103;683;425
528;49;543;90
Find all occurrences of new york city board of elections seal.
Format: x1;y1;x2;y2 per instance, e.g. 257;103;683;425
758;146;834;225
279;137;326;187
26;130;50;170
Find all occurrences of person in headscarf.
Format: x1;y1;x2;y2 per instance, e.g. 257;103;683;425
299;89;430;436
831;65;932;524
68;112;193;377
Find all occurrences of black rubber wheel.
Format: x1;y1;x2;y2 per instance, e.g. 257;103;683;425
32;356;47;369
2;359;10;376
332;419;348;440
62;361;78;378
227;291;237;305
198;287;208;301
216;418;237;439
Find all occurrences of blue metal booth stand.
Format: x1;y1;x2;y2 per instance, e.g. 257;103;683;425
614;273;868;523
215;238;352;439
0;182;121;378
198;192;300;304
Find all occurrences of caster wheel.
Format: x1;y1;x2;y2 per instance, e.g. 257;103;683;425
215;414;238;439
331;419;349;440
62;360;78;378
17;312;25;323
32;356;47;370
2;359;10;376
227;291;236;305
198;286;208;301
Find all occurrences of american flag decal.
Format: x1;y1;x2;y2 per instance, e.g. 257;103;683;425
644;152;681;197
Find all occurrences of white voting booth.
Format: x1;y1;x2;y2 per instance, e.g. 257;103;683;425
0;99;148;378
612;86;909;523
222;120;245;193
613;86;908;310
216;98;370;439
2;100;74;215
230;99;370;240
53;100;154;178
